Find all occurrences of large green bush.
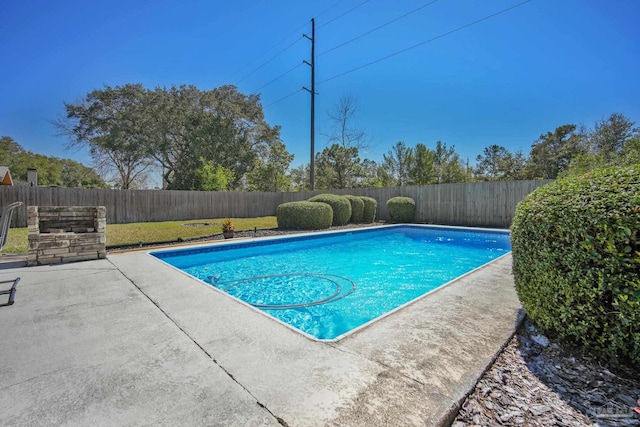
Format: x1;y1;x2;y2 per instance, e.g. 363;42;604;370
360;196;377;223
308;194;351;226
386;196;416;223
277;201;333;230
344;195;364;223
511;166;640;364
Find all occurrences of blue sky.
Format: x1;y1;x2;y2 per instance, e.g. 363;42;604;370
2;0;639;178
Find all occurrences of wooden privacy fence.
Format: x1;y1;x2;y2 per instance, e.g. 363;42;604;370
1;180;552;229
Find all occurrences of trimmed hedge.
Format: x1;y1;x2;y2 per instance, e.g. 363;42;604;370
308;194;351;226
386;196;416;223
277;201;333;230
359;196;377;223
511;166;640;364
344;195;364;223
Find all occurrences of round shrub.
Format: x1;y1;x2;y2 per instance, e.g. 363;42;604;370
359;196;377;223
344;195;364;223
511;166;640;364
308;194;351;226
386;196;416;223
277;201;333;230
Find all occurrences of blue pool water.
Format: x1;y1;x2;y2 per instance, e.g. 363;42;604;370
151;225;511;340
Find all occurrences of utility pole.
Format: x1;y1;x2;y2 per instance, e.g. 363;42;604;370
303;18;315;190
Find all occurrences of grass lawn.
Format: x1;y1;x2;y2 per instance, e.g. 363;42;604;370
1;216;278;254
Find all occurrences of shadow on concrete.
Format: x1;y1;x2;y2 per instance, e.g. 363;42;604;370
0;255;27;270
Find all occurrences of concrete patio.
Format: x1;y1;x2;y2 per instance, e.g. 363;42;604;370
0;241;522;426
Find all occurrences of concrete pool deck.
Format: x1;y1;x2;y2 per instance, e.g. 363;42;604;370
0;243;523;426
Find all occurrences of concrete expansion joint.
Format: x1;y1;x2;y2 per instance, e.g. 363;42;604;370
331;342;429;388
107;259;289;427
374;357;429;388
203;350;288;426
328;342;378;361
332;340;467;427
327;342;358;356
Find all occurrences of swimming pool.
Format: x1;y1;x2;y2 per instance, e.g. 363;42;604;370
151;225;511;341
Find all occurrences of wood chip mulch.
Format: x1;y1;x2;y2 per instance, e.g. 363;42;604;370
453;319;640;426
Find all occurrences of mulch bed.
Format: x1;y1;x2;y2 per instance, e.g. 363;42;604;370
453;318;639;426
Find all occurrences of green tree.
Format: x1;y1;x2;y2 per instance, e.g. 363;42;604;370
0;136;107;187
145;84;280;190
562;113;640;176
360;159;394;188
54;158;107;188
382;141;414;186
289;164;310;191
246;140;294;191
622;136;640;164
523;124;583;179
57;83;155;189
475;145;526;181
590;112;639;161
0;137;29;184
0;136;23;164
433;141;467;183
315;144;362;189
28;153;63;185
57;83;281;190
409;143;437;185
196;159;235;191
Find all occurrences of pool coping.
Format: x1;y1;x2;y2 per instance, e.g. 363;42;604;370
1;226;523;426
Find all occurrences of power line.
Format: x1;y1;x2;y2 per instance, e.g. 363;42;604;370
245;0;371;108
266;88;304;107
224;1;347;83
315;0;348;19
317;0;371;30
251;63;304;93
319;0;533;85
318;0;440;58
236;36;304;85
223;22;308;82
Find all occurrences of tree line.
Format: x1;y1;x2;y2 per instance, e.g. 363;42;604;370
7;84;637;191
473;114;639;181
0;136;107;188
290;96;639;190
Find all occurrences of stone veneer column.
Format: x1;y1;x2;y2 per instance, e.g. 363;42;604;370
27;206;107;266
